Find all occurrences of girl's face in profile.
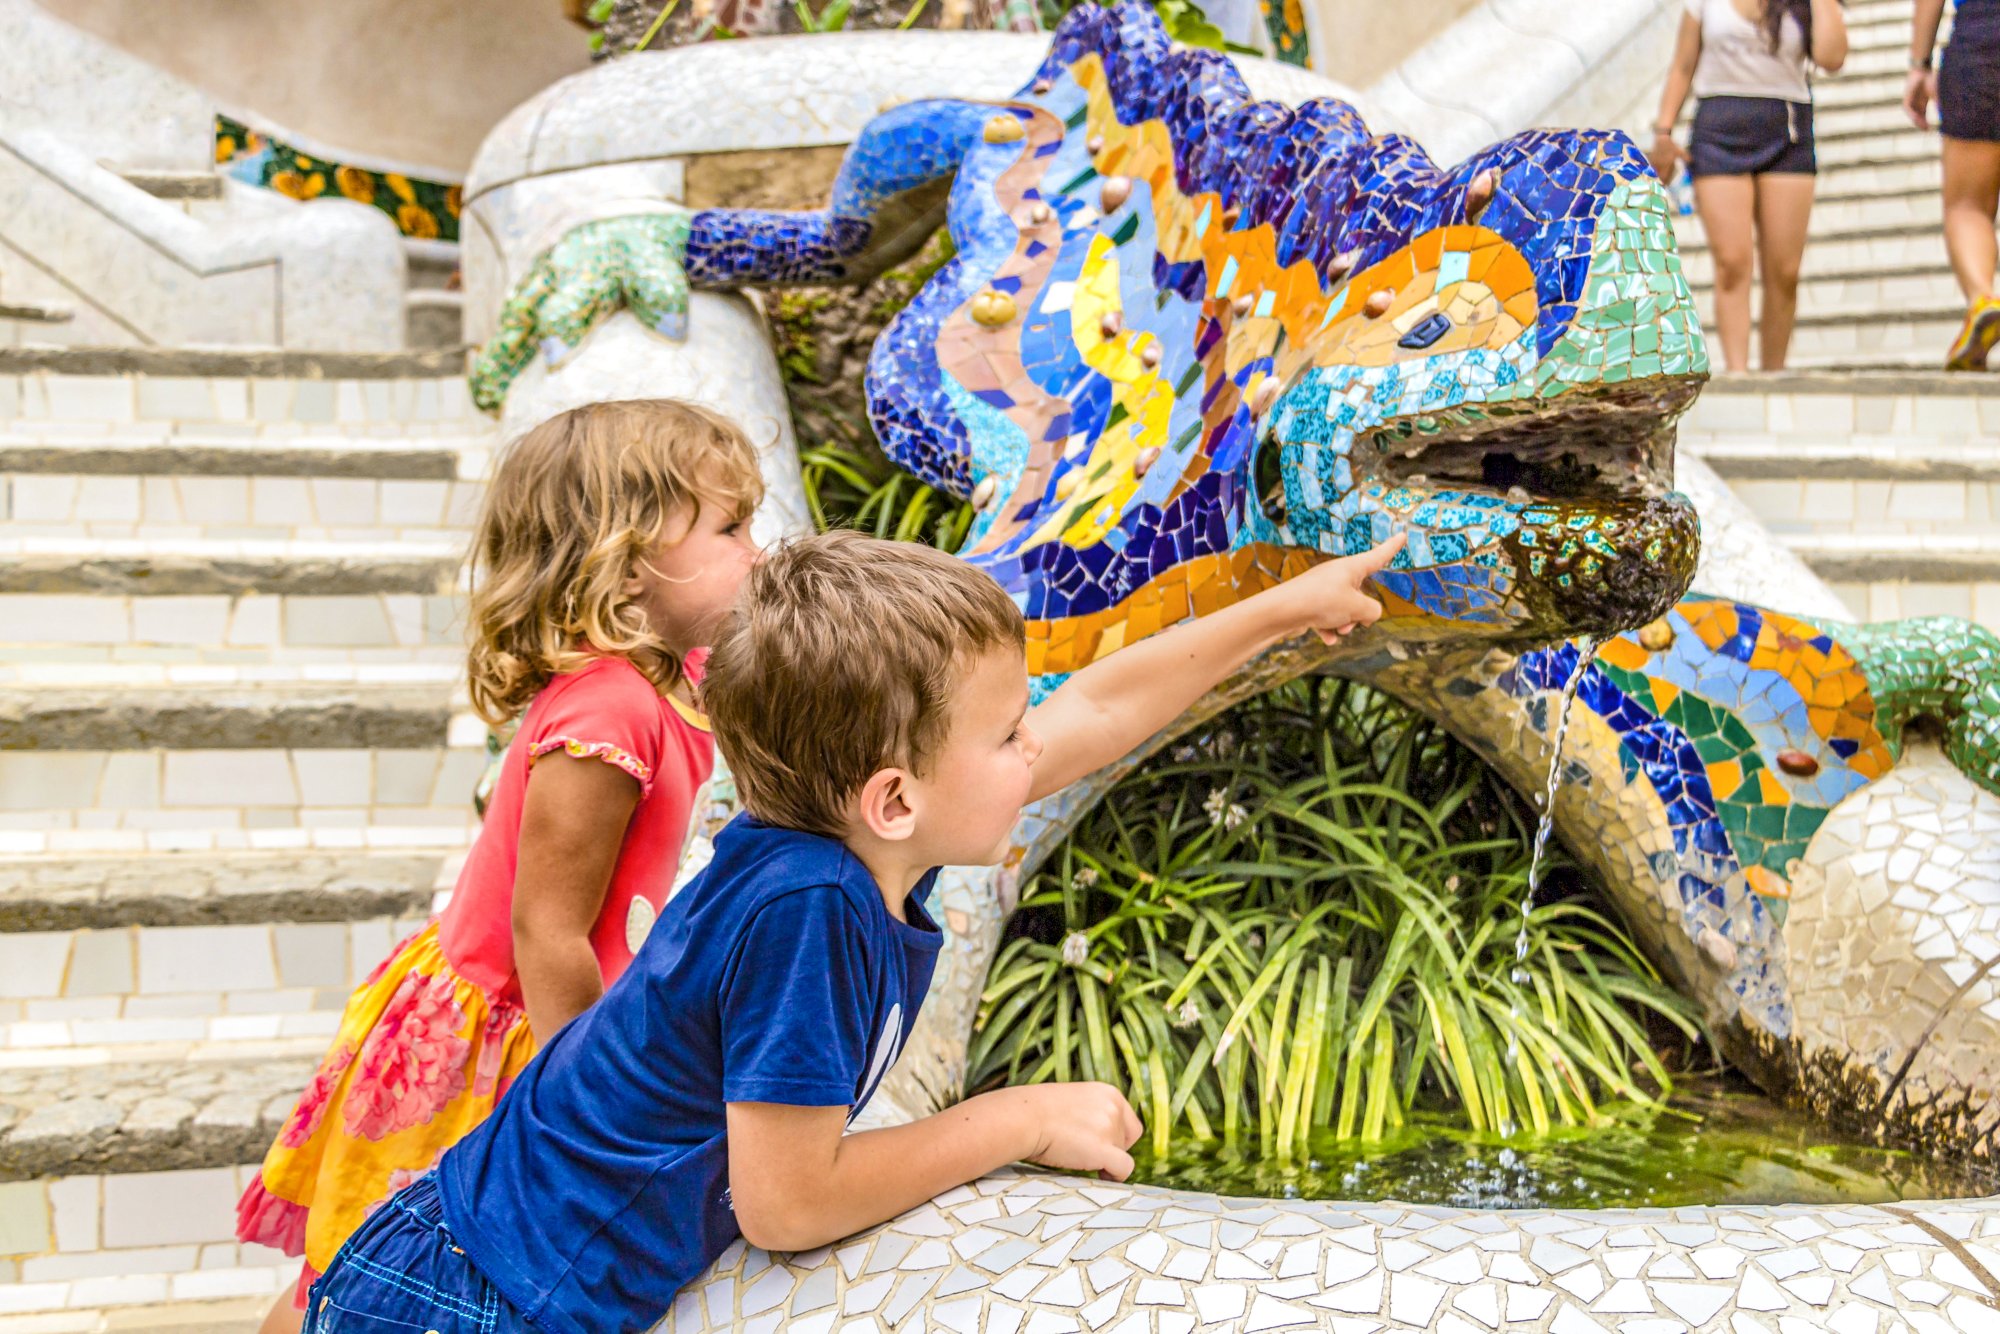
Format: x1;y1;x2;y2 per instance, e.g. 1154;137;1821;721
623;493;759;655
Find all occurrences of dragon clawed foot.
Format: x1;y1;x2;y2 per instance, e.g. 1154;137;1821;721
469;210;695;413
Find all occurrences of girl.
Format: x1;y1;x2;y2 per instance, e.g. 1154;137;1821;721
1907;0;2000;369
237;398;764;1332
1651;0;1849;372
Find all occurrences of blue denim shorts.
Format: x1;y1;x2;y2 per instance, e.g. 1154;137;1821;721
303;1174;533;1334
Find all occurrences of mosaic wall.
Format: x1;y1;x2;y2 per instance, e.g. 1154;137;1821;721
468;0;2000;1161
215;113;463;242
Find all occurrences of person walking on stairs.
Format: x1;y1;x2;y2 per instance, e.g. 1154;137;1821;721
1907;0;2000;369
1651;0;1850;372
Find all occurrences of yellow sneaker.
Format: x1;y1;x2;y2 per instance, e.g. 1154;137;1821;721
1945;296;2000;371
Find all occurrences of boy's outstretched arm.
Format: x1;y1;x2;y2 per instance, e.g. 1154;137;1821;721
1024;534;1405;803
727;1082;1140;1254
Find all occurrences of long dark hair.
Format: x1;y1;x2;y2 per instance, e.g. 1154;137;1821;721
1760;0;1814;55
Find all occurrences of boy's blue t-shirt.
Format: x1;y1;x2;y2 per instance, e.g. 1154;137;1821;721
436;815;943;1334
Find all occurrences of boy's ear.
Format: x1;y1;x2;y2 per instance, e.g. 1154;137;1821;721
855;767;918;844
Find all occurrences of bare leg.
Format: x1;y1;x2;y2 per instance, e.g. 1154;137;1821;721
1941;135;2000;302
256;1284;305;1334
1751;174;1816;371
1695;174;1757;372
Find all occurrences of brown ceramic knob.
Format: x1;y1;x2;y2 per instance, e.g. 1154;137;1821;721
1250;377;1281;416
1140;341;1163;368
1032;78;1053;93
1232;294;1255;318
984;115;1026;144
1364;288;1395;318
1637;619;1674;651
1087;134;1105;155
971;476;998;510
1776;749;1819;777
1467;167;1497;223
1100;310;1123;339
1100;175;1132;211
1327;248;1360;282
1134;446;1161;478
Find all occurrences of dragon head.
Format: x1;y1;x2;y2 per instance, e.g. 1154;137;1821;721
866;2;1705;687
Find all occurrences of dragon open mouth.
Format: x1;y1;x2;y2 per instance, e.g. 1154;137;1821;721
1361;377;1703;506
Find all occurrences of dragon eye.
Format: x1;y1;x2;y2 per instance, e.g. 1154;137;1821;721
1397;311;1453;350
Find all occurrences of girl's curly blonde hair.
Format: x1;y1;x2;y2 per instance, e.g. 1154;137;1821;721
466;399;764;726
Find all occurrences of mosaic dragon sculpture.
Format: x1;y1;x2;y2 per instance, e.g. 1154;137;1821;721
472;3;2000;1172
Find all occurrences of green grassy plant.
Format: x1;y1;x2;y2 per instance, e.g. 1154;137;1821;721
801;440;975;551
967;677;1702;1160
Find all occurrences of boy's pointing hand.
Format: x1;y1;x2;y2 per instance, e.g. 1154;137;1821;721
1288;531;1406;644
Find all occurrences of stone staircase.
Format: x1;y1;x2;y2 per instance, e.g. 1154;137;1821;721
1672;0;1986;370
1680;372;2000;632
0;347;491;1330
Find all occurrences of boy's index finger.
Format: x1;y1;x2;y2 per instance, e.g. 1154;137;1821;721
1353;530;1407;576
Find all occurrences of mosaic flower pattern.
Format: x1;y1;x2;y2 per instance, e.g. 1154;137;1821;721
214;114;462;241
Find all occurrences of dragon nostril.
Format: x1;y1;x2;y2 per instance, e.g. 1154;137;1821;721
1397;312;1452;349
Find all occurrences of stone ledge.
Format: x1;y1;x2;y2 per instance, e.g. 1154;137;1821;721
1792;535;2000;582
0;1053;315;1181
114;169;225;202
0;345;469;380
0;438;465;480
0;685;454;751
1697;371;2000;398
0;849;443;930
1696;444;2000;482
0;549;461;596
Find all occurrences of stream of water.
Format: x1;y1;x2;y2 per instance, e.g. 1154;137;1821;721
1504;637;1601;1075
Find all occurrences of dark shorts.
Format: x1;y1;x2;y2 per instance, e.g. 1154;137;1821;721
303;1175;533;1334
1941;1;2000;142
1689;95;1817;177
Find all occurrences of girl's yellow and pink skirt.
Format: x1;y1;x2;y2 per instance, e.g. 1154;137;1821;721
236;921;536;1304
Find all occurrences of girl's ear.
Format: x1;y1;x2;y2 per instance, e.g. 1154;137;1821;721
855;767;918;843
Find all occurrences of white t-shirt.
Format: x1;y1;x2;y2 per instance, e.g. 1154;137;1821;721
1687;0;1812;103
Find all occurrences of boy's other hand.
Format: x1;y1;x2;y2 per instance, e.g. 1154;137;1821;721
1019;1082;1143;1180
1285;531;1406;644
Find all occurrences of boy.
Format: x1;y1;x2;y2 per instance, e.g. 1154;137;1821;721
303;526;1404;1333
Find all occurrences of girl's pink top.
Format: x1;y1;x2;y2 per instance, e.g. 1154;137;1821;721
438;656;715;998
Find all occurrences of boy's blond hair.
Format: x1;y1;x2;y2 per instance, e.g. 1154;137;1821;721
703;529;1025;836
467;399;764;725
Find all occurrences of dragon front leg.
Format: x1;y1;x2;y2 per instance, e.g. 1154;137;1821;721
468;99;999;415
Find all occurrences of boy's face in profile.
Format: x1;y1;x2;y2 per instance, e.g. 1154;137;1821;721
902;647;1044;869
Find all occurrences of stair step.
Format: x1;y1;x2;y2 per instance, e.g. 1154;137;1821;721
0;349;479;437
1;471;485;543
1673;194;1967;253
1687;266;1966;319
0;1293;271;1329
0;1046;322;1180
404;290;464;354
0;906;436;1057
0;1156;291;1319
0;847;451;931
0;680;459;752
111;170;225;203
0;432;471;480
0;537;462;596
0;740;487;835
0;590;464;661
0;302;73;328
